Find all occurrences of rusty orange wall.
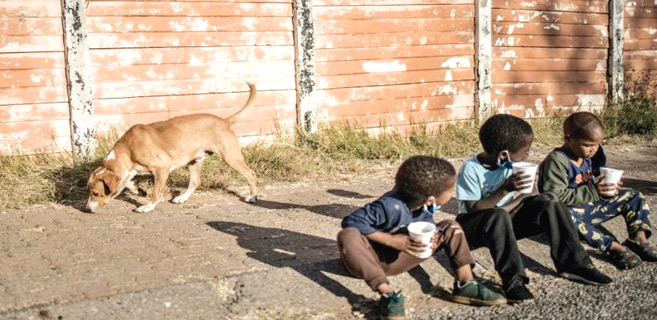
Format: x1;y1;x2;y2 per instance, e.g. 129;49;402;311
313;0;476;131
624;0;657;90
86;0;297;140
0;0;70;154
491;0;609;117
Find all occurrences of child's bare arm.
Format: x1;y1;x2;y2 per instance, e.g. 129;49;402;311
464;172;534;212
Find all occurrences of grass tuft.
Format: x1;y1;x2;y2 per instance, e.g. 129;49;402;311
0;112;633;211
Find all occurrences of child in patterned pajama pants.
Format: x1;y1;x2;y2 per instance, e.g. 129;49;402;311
569;189;652;253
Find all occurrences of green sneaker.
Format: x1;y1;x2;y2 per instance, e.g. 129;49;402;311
451;280;507;306
377;291;406;320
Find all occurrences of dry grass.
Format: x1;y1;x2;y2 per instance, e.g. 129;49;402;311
0;116;638;211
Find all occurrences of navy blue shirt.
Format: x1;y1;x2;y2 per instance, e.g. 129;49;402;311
552;146;606;189
341;189;435;235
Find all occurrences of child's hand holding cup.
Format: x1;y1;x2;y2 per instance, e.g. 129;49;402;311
511;162;539;194
599;167;623;197
408;221;436;259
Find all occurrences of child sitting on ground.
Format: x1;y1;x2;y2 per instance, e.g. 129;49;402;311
338;156;506;320
538;111;657;269
455;114;612;304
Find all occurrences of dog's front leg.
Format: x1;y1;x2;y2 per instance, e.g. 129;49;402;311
135;168;169;213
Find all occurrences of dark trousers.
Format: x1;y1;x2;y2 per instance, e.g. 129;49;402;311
455;193;591;288
337;220;475;291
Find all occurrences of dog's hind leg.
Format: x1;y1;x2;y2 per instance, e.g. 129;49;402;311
172;160;203;204
219;141;258;203
135;168;169;213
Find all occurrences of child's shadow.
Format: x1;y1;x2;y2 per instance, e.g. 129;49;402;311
206;221;377;318
253;198;360;219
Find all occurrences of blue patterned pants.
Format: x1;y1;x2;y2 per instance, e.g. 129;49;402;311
569;189;653;252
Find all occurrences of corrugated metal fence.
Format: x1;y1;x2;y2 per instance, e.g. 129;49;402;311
0;0;655;155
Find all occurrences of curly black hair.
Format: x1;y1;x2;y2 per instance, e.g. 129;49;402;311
395;155;456;209
563;111;604;139
479;114;534;154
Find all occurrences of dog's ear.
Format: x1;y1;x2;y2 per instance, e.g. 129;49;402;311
100;172;120;197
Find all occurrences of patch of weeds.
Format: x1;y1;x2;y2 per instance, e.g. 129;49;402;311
602;94;657;138
602;72;657;138
0;116;567;210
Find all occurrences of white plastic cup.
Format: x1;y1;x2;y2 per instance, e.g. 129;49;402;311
511;162;538;194
407;221;436;259
600;167;624;196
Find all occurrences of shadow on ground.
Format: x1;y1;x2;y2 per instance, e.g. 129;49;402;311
623;178;657;195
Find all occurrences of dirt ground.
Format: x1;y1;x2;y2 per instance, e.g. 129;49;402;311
1;142;656;320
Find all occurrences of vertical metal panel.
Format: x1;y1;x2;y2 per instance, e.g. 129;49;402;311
86;0;297;141
624;0;657;94
491;0;610;117
0;0;70;155
313;0;477;132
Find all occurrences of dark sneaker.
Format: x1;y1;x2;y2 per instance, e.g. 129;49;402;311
451;280;507;306
609;247;642;270
504;284;534;304
622;239;657;262
378;291;405;320
559;264;613;285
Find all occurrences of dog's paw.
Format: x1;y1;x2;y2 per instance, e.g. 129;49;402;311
134;203;156;213
172;193;190;204
245;195;257;203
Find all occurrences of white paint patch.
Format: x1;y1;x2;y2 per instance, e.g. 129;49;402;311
504;62;512;71
534;98;543;110
593;25;609;37
577;94;606;109
544;24;559;31
547;95;554;102
444;71;453;81
397;113;405;122
188;55;203;66
647;28;657;35
500;50;517;58
362;61;407;73
508;23;525;34
30;74;42;83
420;99;429;110
122;51;142;65
438;84;458;95
190;18;210;31
450;9;456;18
445;95;472;109
440;57;471;69
496;15;504;22
105;150;116;160
495;89;506;95
595;61;606;71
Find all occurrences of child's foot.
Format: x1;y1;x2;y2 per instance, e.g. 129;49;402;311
450;280;507;306
622;239;657;262
504;283;534;304
559;264;613;285
378;291;405;320
609;246;642;270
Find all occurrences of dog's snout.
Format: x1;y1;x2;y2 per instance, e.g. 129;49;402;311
85;200;100;213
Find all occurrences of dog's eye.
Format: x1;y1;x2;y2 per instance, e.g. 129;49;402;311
102;181;111;196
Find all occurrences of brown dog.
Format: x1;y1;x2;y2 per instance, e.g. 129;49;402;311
85;83;258;213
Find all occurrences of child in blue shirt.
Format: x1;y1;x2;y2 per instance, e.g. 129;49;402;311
539;111;656;269
338;156;506;320
455;114;612;304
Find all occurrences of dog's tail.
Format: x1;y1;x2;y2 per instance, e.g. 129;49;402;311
225;82;257;125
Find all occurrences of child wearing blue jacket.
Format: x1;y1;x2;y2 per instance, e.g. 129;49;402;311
338;156;505;320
